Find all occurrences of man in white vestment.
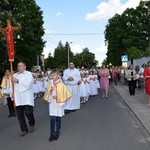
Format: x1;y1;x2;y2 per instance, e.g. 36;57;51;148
63;62;81;113
12;62;35;137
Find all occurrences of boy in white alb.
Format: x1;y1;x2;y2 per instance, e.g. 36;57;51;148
43;69;71;141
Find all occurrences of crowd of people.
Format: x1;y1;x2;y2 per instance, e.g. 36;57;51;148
106;62;150;105
0;60;150;141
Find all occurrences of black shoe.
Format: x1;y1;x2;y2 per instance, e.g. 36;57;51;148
54;135;59;140
12;113;16;117
49;135;55;141
8;114;13;118
65;110;70;114
70;110;76;112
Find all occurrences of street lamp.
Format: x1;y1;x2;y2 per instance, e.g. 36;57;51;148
68;42;73;67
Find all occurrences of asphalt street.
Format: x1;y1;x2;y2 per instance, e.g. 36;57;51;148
0;85;150;150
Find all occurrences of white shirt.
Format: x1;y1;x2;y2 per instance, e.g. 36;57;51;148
63;68;81;85
13;70;34;106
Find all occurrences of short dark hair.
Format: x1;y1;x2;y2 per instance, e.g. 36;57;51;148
142;63;146;67
18;61;26;66
51;69;60;74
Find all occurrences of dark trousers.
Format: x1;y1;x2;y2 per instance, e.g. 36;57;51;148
128;80;135;95
7;97;15;115
16;105;35;132
135;79;140;89
114;77;118;85
50;116;61;136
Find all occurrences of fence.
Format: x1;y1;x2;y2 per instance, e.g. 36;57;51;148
127;56;150;67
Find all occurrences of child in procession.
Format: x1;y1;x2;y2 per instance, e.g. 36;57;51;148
43;69;71;141
79;73;90;104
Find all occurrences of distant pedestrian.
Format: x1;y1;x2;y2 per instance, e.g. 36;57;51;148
43;69;71;141
120;66;126;85
143;61;150;106
99;64;110;98
139;63;146;90
12;62;35;137
126;65;136;96
112;66;119;85
135;65;140;89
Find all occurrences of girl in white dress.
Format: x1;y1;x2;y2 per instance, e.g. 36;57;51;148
36;74;43;97
33;75;38;99
85;73;91;101
89;71;98;96
93;70;100;89
43;72;49;90
79;74;89;104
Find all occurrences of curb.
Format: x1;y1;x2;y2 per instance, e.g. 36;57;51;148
112;84;150;136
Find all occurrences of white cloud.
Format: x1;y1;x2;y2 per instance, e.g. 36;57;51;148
55;12;63;17
95;44;107;52
70;43;83;54
86;0;140;21
42;47;53;58
44;29;54;34
94;44;107;65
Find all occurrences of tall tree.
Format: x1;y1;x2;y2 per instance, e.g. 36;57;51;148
0;0;45;69
53;41;67;69
73;47;98;68
105;0;150;66
105;14;127;66
45;43;98;69
44;52;54;69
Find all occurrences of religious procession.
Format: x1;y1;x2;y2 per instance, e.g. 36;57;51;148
1;0;150;149
1;58;150;142
0;61;103;141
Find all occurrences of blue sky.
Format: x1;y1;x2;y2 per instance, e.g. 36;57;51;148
35;0;141;66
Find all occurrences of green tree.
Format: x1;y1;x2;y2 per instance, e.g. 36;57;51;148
105;0;150;65
127;46;144;60
45;43;98;69
73;47;98;68
105;14;126;66
52;41;69;69
0;0;45;69
44;53;54;69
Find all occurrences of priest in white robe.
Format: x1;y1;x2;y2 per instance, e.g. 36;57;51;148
12;62;35;137
63;62;81;113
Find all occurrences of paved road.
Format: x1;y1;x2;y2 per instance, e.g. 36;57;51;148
0;86;150;150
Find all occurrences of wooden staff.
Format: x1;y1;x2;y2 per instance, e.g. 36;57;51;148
0;20;18;106
10;61;16;107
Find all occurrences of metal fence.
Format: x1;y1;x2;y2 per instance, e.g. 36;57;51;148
127;56;150;67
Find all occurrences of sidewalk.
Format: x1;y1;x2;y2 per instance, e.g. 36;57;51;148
113;83;150;135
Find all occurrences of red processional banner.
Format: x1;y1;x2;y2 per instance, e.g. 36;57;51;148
7;26;15;62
